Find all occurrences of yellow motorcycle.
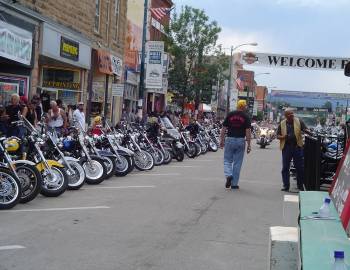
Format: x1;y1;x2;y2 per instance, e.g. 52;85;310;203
8;118;68;197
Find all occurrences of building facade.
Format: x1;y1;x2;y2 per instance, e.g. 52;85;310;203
0;0;127;124
145;0;173;113
255;86;268;112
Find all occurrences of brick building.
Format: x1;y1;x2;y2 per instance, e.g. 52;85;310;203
255;86;268;112
0;0;127;124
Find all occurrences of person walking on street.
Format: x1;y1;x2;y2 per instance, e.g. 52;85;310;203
73;102;85;131
277;109;309;192
47;101;67;136
220;100;252;190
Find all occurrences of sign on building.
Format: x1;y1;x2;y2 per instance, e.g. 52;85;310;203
145;41;164;89
0;21;32;66
112;83;124;97
241;51;350;71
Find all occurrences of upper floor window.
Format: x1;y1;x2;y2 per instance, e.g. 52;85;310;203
94;0;101;33
114;0;120;40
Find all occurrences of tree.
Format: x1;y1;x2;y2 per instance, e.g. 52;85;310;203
166;6;221;109
322;101;333;113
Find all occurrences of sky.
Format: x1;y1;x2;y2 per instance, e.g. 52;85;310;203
172;0;350;93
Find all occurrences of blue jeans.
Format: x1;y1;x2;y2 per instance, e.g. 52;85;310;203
224;137;246;186
282;144;304;190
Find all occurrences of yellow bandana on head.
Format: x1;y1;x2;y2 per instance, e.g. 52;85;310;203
237;100;247;110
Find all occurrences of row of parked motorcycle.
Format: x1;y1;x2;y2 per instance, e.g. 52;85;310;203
0;116;221;209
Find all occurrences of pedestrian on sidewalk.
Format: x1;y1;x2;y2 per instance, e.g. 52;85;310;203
277;108;310;192
220;100;252;190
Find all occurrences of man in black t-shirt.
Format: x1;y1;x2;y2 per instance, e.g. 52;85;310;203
220;100;252;190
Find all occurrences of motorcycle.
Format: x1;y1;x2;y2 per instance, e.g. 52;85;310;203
257;127;271;149
0;137;22;209
59;127;107;185
8;117;68;197
43;129;86;190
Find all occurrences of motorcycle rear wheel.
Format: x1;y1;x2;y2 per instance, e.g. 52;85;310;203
15;163;42;203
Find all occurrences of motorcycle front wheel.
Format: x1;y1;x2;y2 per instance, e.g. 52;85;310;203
134;150;154;171
209;140;218;152
185;142;197;159
114;155;129;177
83;158;107;185
66;161;85;190
40;166;68;197
151;147;164;166
175;148;185;162
15;163;42;203
102;156;117;179
0;168;21;210
162;148;173;165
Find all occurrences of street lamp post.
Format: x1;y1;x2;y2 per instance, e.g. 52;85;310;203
226;42;258;114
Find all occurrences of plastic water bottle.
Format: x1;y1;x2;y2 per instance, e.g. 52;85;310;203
319;198;331;218
332;251;347;270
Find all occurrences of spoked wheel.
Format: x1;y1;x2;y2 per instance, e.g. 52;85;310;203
151;147;164;166
40;166;68;197
195;142;202;156
209;140;218;152
134;150;154;171
115;155;129;177
83;158;107;185
0;169;21;210
15;163;42;203
162;149;173;165
102;156;117;179
185;142;197;158
66;161;85;190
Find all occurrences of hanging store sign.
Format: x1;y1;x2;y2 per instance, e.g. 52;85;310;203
97;50;113;75
42;80;80;90
145;41;164;89
60;36;79;61
0;21;32;66
112;83;124;97
110;55;123;77
241;51;350;71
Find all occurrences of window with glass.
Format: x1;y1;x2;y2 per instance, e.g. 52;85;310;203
106;0;110;41
94;0;101;33
114;0;120;40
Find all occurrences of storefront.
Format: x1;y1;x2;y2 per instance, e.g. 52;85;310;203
124;70;138;112
0;16;36;106
38;22;91;112
90;49;123;124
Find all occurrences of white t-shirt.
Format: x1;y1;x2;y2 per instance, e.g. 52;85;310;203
73;109;85;131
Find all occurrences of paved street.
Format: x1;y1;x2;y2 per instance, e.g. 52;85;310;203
0;142;285;270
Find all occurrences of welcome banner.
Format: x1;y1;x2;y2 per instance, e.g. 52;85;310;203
241;51;350;71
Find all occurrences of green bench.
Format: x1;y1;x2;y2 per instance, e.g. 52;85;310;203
299;191;350;269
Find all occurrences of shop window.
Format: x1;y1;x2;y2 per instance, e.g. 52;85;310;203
41;68;81;108
94;0;101;33
0;75;28;106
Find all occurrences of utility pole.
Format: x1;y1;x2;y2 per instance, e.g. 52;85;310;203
138;0;149;119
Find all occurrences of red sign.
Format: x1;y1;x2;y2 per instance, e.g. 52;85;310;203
330;140;350;231
96;50;113;75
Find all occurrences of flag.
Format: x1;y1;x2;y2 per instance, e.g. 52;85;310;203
150;8;171;21
235;76;244;90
